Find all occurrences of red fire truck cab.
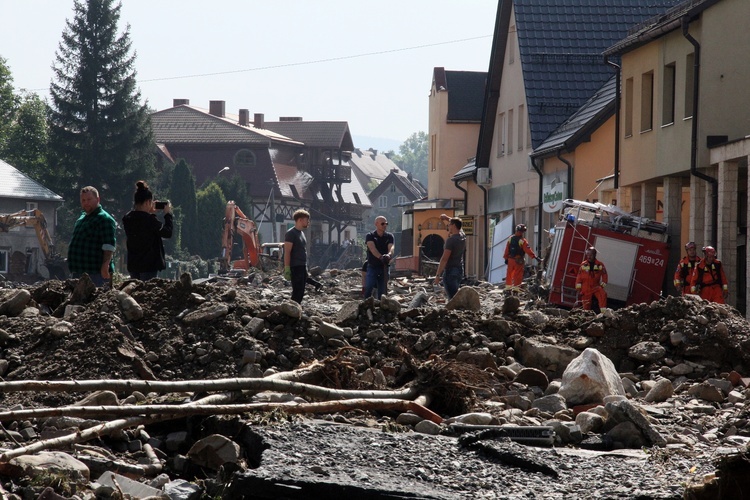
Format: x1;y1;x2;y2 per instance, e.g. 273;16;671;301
543;199;670;308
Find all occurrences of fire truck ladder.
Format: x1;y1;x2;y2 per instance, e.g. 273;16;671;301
559;204;597;307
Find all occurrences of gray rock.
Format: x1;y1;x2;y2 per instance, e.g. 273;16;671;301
628;341;666;362
187;434;241;470
335;301;360;323
644;378;674;403
182;303;230;324
414;331;437;352
96;471;160;498
414;419;441;435
446;286;481;311
319;321;346;339
0;289;31;317
514;337;580;378
379;295;401;312
245;317;265;335
575;411;605;434
163;478;204;500
687;382;725;403
396;413;424;426
531;394;567;414
116;291;143;322
558;348;625;405
9;451;89;482
277;301;302;319
604;399;666;447
514;367;549;390
606;421;647;449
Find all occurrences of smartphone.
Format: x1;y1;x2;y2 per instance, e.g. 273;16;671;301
155;201;167;209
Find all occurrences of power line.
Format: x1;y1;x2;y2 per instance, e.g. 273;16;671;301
141;35;491;83
22;34;492;92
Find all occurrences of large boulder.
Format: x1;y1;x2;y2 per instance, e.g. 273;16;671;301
557;348;625;406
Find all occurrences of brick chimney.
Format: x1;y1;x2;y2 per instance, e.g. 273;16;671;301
254;113;264;128
209;100;225;117
239;109;250;126
173;98;189;107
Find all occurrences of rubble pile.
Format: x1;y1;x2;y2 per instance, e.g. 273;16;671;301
0;270;748;498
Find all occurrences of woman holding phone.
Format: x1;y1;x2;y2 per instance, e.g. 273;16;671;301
122;180;173;280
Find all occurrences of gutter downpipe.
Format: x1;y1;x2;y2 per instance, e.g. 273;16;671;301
530;156;544;256
476;180;489;274
604;57;621;190
683;17;718;247
557;149;573;200
454;179;468;212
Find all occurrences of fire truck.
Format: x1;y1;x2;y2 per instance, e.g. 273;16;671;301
542;199;670;308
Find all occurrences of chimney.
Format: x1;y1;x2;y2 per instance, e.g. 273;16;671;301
254;113;265;128
173;98;189;107
370;149;378;157
239;109;250;126
209;100;225;117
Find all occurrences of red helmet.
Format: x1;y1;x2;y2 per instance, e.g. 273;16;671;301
685;241;696;250
703;246;716;257
516;224;527;233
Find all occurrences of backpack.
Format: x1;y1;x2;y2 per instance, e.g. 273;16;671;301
508;235;522;257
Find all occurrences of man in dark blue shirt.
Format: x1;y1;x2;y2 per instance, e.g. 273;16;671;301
364;216;394;299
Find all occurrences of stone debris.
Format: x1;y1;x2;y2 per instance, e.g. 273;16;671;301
0;273;747;497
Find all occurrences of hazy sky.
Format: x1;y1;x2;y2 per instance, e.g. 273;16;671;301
0;0;497;149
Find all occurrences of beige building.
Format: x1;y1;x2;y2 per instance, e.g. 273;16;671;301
604;0;750;314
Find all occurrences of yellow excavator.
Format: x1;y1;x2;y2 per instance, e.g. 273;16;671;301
0;208;68;279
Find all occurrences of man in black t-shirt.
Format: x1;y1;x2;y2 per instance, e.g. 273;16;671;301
284;209;310;303
364;216;395;299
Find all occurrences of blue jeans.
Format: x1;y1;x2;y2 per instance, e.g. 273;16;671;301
364;265;387;299
443;266;462;300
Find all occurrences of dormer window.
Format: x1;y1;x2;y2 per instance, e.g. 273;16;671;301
234;149;256;167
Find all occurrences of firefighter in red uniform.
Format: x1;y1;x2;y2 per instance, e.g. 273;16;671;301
673;241;700;295
575;246;608;312
503;224;541;287
689;246;729;303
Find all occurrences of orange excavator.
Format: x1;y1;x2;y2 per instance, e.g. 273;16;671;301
220;201;260;272
0;208;68;279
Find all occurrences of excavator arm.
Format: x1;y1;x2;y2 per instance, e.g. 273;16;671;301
0;208;68;279
221;201;260;271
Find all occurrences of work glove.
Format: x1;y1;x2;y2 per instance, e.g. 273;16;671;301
504;259;508;265
381;254;391;265
283;266;291;281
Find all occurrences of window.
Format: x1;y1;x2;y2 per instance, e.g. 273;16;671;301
234;149;256;167
507;109;514;155
518;105;525;151
397;196;407;205
378;196;388;208
662;63;675;126
0;248;8;273
685;53;695;118
640;71;654;132
496;112;505;157
625;77;634;137
390;184;396;193
26;202;38;211
430;134;437;171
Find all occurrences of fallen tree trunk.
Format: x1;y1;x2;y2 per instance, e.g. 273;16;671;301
0;377;420;401
0;399;442;425
0;391;242;462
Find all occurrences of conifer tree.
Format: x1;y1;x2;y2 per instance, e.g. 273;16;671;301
48;0;153;218
170;159;198;255
195;182;226;259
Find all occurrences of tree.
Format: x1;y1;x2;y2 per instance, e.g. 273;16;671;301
170;159;198;255
194;182;226;259
392;131;428;185
48;0;154;218
0;57;20;156
4;93;49;183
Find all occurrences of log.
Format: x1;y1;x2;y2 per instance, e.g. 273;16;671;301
0;391;242;462
0;399;443;425
0;377;420;401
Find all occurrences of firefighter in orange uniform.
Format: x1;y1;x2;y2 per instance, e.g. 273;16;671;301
673;241;699;295
689;246;729;303
504;224;541;287
575;246;608;312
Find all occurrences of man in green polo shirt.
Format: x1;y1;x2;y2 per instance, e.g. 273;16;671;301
67;186;117;287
